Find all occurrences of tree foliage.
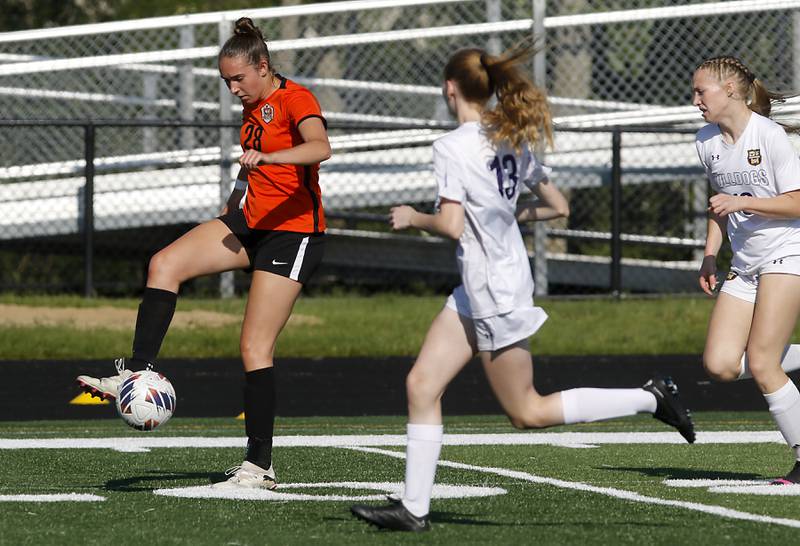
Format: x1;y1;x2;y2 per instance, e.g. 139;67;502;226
1;0;290;32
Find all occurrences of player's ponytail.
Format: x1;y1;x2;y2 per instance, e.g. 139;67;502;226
697;56;797;132
444;43;552;152
480;44;553;152
749;78;783;119
219;17;272;69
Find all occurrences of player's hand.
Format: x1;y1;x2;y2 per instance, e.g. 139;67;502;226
708;194;747;216
698;255;718;296
239;149;268;169
389;205;416;230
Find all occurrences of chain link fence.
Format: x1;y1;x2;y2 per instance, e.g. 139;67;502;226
0;120;712;295
2;0;800;295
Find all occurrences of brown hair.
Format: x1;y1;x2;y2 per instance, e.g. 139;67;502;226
696;56;794;122
444;43;553;151
219;17;271;69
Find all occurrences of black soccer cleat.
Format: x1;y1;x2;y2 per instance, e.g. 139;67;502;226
642;375;696;444
771;461;800;485
351;501;431;532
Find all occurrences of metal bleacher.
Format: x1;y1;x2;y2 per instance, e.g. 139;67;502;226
6;0;800;293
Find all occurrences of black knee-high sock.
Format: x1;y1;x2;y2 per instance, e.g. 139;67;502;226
131;287;177;369
244;367;275;470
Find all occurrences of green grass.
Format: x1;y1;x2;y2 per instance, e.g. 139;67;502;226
0;412;780;437
1;414;798;545
0;293;724;360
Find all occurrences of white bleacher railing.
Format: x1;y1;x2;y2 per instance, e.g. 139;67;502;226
3;0;799;295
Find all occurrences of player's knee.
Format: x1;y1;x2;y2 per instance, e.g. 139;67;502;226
508;415;528;429
147;250;179;285
405;370;442;407
239;336;274;366
507;408;548;430
703;351;740;382
405;368;424;397
743;348;777;381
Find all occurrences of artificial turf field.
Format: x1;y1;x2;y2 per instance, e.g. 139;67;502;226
2;413;800;545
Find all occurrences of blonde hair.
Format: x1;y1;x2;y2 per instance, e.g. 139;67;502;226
444;43;553;152
219;17;272;69
696;56;794;123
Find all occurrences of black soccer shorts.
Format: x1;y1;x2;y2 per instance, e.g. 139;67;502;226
219;209;324;284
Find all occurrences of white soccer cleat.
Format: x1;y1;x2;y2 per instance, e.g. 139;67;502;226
76;357;133;400
212;460;278;490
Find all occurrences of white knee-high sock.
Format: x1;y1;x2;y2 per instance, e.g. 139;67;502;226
764;380;800;461
402;423;443;518
561;388;657;425
739;345;800;379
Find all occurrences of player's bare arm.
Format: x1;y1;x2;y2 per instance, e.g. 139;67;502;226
709;189;800;219
516;177;569;222
221;167;248;215
238;117;331;168
699;213;726;296
389;199;464;240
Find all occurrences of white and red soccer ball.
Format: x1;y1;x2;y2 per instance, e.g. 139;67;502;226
116;370;176;431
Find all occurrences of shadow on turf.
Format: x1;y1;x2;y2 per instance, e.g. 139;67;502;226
105;471;223;492
327;511;507;527
336;513;667;529
598;466;764;480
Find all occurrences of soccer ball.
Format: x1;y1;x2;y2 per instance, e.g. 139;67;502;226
116;370;176;431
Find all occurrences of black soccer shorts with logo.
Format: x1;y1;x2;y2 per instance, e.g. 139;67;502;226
219;208;324;284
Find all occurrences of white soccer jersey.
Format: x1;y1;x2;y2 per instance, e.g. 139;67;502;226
696;112;800;274
435;122;550;318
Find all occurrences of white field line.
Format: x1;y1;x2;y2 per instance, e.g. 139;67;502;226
0;493;105;502
347;446;800;530
0;431;784;451
712;485;800;496
664;479;800;496
665;479;769;488
154;482;505;502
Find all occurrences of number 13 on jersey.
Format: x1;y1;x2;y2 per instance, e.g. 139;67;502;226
489;154;518;199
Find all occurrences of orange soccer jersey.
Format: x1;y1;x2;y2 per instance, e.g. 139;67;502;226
240;75;326;233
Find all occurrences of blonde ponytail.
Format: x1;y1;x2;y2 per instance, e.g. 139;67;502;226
443;42;553;152
481;45;553;152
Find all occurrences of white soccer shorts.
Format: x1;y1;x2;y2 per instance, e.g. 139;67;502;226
445;285;548;352
720;255;800;304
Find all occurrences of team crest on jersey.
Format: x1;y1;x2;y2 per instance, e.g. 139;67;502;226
726;271;738;281
747;149;761;166
261;103;274;124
